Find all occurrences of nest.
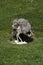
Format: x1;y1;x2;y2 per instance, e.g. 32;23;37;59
10;33;33;44
19;33;33;42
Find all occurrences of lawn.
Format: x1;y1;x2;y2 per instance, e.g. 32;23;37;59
0;0;43;65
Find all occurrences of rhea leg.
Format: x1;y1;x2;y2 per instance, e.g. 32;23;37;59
16;33;22;42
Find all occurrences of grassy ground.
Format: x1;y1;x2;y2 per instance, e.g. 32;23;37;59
0;0;43;65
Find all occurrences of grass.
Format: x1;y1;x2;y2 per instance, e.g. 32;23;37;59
0;0;43;65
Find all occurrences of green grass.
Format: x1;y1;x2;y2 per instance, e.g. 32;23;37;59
0;0;43;65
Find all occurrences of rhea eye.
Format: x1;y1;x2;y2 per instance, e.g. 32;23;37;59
28;31;31;34
26;31;31;34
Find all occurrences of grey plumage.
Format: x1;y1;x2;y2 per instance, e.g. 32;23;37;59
11;18;33;42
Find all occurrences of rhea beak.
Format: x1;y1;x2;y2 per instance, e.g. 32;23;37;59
28;34;32;37
28;32;33;37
